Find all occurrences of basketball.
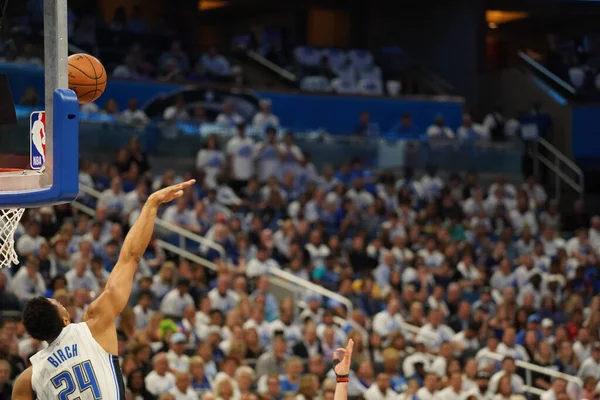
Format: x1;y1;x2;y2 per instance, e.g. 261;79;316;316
67;53;107;104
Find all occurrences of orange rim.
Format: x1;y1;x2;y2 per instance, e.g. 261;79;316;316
0;168;25;173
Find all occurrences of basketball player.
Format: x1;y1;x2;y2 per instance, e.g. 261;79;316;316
12;179;195;399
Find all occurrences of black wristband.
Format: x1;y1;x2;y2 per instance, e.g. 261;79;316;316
332;359;349;379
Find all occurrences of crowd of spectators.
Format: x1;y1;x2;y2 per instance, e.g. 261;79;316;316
0;106;598;400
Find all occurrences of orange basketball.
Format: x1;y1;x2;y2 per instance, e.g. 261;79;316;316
67;53;107;104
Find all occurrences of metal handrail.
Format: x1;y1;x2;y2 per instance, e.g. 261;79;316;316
268;267;353;316
531;138;585;199
478;350;583;386
77;183;352;317
538;137;584;180
518;51;576;94
78;183;225;257
246;49;297;83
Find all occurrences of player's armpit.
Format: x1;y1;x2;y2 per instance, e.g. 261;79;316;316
12;367;34;400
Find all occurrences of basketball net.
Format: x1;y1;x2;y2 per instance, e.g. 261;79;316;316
0;208;24;268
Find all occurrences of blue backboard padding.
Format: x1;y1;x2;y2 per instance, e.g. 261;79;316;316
0;63;463;135
0;89;79;207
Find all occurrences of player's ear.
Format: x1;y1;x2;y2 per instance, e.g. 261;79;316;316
62;316;70;326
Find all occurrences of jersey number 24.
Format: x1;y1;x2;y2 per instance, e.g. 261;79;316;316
51;360;102;400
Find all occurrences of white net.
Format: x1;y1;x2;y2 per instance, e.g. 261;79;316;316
0;208;25;268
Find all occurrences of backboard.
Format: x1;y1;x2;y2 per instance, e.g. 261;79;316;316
0;0;79;208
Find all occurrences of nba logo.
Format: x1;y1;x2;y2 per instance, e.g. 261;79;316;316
30;111;46;170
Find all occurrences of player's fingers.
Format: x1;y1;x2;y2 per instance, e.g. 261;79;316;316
173;190;184;198
336;348;347;353
333;351;339;360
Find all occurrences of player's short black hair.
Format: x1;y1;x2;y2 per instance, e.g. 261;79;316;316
22;296;64;341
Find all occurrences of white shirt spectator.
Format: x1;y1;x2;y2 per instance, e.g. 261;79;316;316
216;112;244;127
145;370;176;396
451;331;480;352
540;388;559;400
304;243;331;267
488;183;517;199
16;235;46;257
417;249;445;268
11;267;46;301
269;320;303;345
416;388;437;400
372;310;406;338
416;324;455;350
254;141;281;182
522;183;547;205
278;143;304;176
402;352;431;377
246;257;280;278
490;270;515;291
226;135;255;181
163;106;190;122
163;205;200;231
364;384;397;400
428;356;447;377
196;149;225;189
169;386;199;400
253;112;280;130
65;268;99;293
99;188;125;215
426;124;455;139
160;289;195;318
487;371;524;395
578;356;600;379
573;341;591;362
121;108;149;125
509;208;539;235
167;350;190;373
346;188;375;209
133;304;155;330
207;288;240;313
436;386;467;400
541;236;566;257
457;123;489;140
496;342;529;362
420;175;444;200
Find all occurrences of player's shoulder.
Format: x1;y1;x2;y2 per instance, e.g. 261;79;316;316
12;366;33;400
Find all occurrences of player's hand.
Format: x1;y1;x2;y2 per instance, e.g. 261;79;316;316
333;339;354;376
148;180;196;206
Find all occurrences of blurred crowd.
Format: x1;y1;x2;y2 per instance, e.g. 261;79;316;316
0;115;598;400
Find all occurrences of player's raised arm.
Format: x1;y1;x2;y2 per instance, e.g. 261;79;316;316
333;339;353;400
84;180;195;326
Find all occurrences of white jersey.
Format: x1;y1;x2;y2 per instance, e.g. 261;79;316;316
30;322;125;399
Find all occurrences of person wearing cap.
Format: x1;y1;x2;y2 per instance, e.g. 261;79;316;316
167;332;191;373
515;315;543;346
472;287;496;317
541;318;555;344
225;121;254;195
578;341;600;379
160;278;195;318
